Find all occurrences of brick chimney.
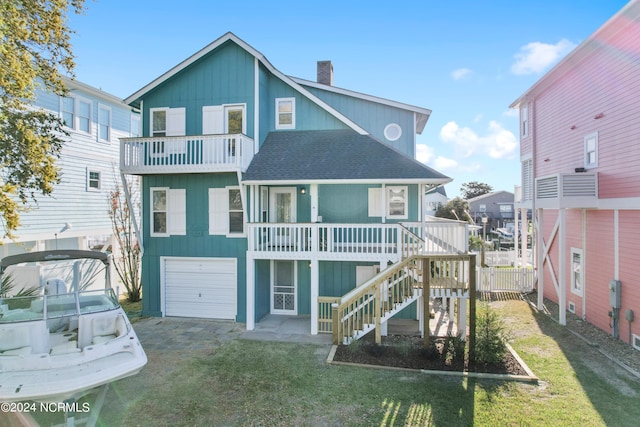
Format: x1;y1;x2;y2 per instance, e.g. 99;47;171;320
317;60;333;85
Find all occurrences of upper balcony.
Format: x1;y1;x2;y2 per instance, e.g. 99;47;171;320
120;134;254;175
535;172;598;209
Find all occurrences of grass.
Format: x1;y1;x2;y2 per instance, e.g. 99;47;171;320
27;298;640;426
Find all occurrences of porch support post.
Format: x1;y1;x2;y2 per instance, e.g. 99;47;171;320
468;254;477;364
310;184;318;223
458;297;467;340
422;257;430;347
246;255;255;331
521;208;529;267
310;258;319;335
537;208;544;311
514;208;520;263
558;208;566;326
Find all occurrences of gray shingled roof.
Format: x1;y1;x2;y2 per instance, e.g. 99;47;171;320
244;129;451;183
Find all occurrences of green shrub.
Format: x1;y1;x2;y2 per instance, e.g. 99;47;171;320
475;304;510;364
443;332;466;363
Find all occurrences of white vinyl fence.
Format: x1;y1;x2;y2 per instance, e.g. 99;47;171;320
476;267;536;293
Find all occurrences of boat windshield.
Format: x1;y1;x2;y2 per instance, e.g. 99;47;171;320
0;288;119;324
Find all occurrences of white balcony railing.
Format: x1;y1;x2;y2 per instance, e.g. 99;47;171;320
535;172;598;208
247;221;468;260
120;134;254;174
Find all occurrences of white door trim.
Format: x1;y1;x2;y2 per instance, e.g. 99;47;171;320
270;260;297;315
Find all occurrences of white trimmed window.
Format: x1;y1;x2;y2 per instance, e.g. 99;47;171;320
150;107;186;137
98;104;111;142
61;96;92;134
276;98;295;129
386;186;408;219
584;132;598;169
150;187;186;237
521;105;528;137
87;169;101;191
209;187;245;236
571;248;583;296
77;98;92;134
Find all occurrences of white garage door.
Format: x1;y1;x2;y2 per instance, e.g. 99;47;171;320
164;258;237;320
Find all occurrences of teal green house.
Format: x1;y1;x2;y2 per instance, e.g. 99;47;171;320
121;32;462;334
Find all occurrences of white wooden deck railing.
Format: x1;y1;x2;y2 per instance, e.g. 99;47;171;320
403;221;468;254
247;222;455;259
120;134;254;174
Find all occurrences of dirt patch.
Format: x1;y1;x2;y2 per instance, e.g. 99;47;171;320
332;333;529;376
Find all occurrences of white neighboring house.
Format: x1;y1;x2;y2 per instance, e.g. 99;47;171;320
0;78;140;258
424;185;448;216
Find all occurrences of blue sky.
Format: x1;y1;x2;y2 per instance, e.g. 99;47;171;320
68;0;629;197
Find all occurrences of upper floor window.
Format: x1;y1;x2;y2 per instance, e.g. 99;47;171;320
77;98;91;134
61;96;92;134
150;187;186;237
276;98;295;130
584;132;598;169
499;204;512;213
150;107;186;137
521;105;529;137
479;204;486;213
98;104;111;142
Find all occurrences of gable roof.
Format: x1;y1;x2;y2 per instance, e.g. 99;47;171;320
243;129;451;184
467;190;514;203
124;32;368;134
291;77;432;134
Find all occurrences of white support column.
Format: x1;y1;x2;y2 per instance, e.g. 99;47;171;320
458;298;468;339
379;261;388;336
558;208;566;326
514;208;520;263
537;208;544;311
246;255;255;331
310;184;318;223
521;208;529;266
310;258;319;335
448;295;455;321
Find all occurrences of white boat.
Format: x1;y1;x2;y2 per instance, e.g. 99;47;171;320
0;250;147;403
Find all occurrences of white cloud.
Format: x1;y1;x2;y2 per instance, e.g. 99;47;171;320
439;120;517;159
451;68;472;80
433;156;458;170
511;39;576;75
503;108;519;118
416;143;435;164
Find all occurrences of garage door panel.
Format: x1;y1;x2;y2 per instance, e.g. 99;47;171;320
164;258;237;319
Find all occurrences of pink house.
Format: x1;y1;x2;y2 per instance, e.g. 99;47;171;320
511;0;640;351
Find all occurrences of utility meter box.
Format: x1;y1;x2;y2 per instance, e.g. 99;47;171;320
609;280;621;308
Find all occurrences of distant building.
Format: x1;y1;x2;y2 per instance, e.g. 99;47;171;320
467;191;514;231
425;186;448;216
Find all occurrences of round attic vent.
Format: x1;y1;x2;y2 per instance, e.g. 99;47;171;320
384;123;402;141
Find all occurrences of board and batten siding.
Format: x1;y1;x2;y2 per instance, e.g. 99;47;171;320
302;85;417;158
141;173;247;320
141;42;256;139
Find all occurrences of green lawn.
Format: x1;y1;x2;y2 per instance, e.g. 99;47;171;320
32;298;640;426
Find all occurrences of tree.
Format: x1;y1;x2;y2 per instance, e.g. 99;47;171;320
0;0;86;238
435;197;470;222
460;181;493;200
108;179;142;302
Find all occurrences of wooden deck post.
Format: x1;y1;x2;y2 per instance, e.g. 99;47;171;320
422;257;430;347
331;304;339;345
468;255;477;364
375;282;382;345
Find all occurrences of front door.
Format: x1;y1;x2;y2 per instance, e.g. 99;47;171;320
269;187;296;246
271;260;296;314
